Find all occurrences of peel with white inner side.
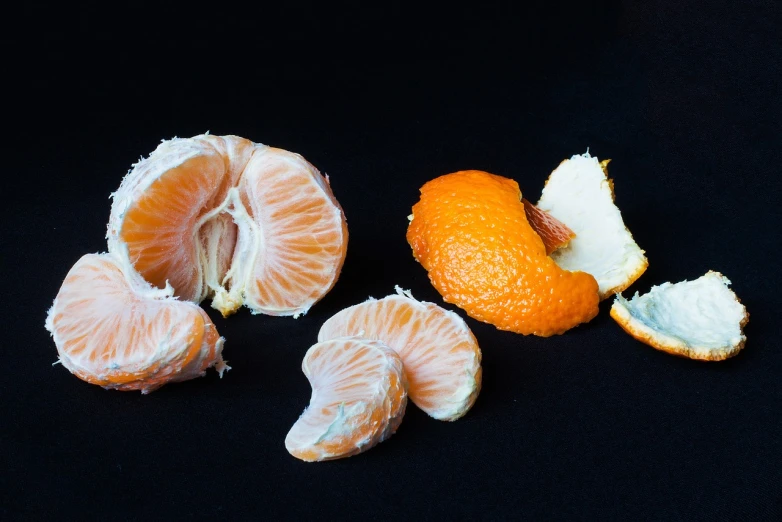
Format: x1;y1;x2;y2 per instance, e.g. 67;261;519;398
610;271;749;361
537;152;647;299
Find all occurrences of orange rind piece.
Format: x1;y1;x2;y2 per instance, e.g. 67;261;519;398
537;153;647;299
611;271;749;361
522;198;575;255
407;170;599;337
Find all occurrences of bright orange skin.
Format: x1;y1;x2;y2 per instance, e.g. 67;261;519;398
406;170;599;337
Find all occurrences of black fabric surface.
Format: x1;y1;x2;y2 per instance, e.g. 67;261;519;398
3;1;781;520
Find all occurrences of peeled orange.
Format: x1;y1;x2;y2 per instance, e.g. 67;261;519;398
108;134;348;318
45;253;227;393
285;337;408;461
318;287;482;421
49;133;348;392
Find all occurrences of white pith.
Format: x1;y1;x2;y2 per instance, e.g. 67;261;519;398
611;271;748;359
537;152;647;298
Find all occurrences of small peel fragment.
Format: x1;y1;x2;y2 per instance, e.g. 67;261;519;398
522;198;576;255
610;271;749;361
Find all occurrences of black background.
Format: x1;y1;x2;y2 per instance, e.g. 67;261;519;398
3;1;781;519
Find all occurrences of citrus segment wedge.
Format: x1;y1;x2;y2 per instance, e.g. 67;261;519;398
318;287;481;421
108;138;229;303
45;253;227;393
216;147;348;318
285;337;407;462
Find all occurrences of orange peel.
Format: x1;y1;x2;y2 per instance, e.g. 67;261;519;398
537;153;647;299
407;170;599;337
611;271;749;361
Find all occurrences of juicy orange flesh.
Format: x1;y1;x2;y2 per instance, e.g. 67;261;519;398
295;376;396;462
346;302;431;405
196;135;255;209
522;198;575;255
317;295;481;419
120;156;229;299
288;338;405;461
113;138;347;317
51;255;214;391
240;149;347;312
407;170;599;337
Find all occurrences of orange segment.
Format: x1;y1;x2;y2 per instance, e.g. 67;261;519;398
226;147;348;317
318;287;481;421
285;337;407;462
522;198;575;255
199;212;238;296
406;170;599;337
45;254;227;393
108;138;230;302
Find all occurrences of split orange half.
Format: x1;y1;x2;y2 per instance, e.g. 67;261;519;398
107;134;348;318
